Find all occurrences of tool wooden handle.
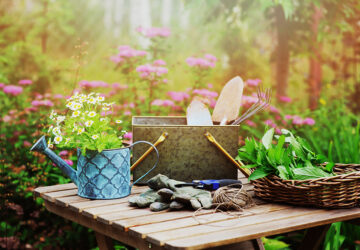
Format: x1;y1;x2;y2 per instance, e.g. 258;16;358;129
204;132;251;178
130;132;168;171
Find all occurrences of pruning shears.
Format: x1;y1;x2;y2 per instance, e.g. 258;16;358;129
175;179;242;191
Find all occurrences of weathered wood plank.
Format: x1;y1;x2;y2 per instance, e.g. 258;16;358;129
34;183;76;197
147;206;319;246
55;195;89;207
97;208;168;225
43;200;164;250
68;186;149;212
115;209;215;231
83;203;136;219
128;203;287;238
42;189;79;202
163;207;360;250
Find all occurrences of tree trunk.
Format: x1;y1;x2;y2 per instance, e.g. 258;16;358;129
275;5;289;102
308;5;323;110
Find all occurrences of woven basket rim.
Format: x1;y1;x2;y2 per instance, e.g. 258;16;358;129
251;163;360;186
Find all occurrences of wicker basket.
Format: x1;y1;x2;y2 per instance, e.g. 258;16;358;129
251;163;360;208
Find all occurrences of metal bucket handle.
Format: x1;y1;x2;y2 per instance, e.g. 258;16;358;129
130;140;160;186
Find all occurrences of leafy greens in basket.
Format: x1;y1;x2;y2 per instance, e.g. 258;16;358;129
236;128;335;181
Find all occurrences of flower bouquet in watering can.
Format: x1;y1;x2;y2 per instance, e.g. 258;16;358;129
30;92;159;199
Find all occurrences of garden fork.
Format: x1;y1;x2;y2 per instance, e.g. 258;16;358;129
231;86;271;125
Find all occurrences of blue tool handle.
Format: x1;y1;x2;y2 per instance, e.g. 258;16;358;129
194;179;242;190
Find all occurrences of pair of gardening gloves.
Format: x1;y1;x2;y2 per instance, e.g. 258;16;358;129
128;174;212;211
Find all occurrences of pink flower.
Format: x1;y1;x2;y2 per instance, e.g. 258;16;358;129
192;89;218;98
0;83;5;89
110;55;124;63
292;116;303;125
209;99;217;109
207;83;213;89
64;159;73;166
18;79;33;85
186;56;216;68
23;141;32;147
2;115;11;122
53;94;64;99
151;99;174;107
3;85;23;96
124;132;133;140
25;107;38;112
246;79;261;87
31;100;54;107
79;80;109;88
279;96;292;103
303;118;315;126
284;115;293;120
242;95;258;104
153;60;166;66
245;120;257;127
138;27;171;38
124;110;132;116
269;106;279;113
112;83;128;90
59;150;69;156
163;79;168;83
204;54;217;62
264;119;276;128
167;91;190;102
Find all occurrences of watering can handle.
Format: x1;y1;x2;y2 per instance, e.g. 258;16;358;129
130;141;160;186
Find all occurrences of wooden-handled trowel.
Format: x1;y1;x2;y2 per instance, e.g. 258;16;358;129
212;76;244;125
186;99;213;125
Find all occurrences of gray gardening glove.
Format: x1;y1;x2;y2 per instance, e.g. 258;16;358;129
128;188;161;208
148;174;213;210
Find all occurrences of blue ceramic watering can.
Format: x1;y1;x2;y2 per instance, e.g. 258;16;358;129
30;136;159;199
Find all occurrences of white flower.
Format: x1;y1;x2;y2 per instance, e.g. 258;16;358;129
52;127;61;136
57;115;66;124
77;127;85;134
88;111;96;117
72;110;81;117
100;118;106;122
70;102;82;111
92;135;99;140
66;101;74;108
72;125;78;132
85;120;94;127
65;138;71;144
88;97;97;104
48;125;54;133
79;95;87;103
115;120;122;124
49;110;57;119
102;107;110;111
97;96;105;102
54;136;63;144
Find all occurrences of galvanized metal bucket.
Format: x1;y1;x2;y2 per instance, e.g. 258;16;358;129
132;116;239;184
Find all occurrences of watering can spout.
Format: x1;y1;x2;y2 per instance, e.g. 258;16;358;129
30;136;78;185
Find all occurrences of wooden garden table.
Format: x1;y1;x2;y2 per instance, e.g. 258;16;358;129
34;177;360;250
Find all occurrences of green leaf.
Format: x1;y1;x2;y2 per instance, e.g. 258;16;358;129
293;167;334;180
262;128;274;150
289;136;306;160
324;162;335;173
277;165;290;180
248;168;269;181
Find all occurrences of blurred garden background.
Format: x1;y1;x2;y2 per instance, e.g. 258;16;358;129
1;0;360;249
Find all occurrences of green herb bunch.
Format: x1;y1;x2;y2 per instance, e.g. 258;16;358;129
47;92;126;154
237;128;335;181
